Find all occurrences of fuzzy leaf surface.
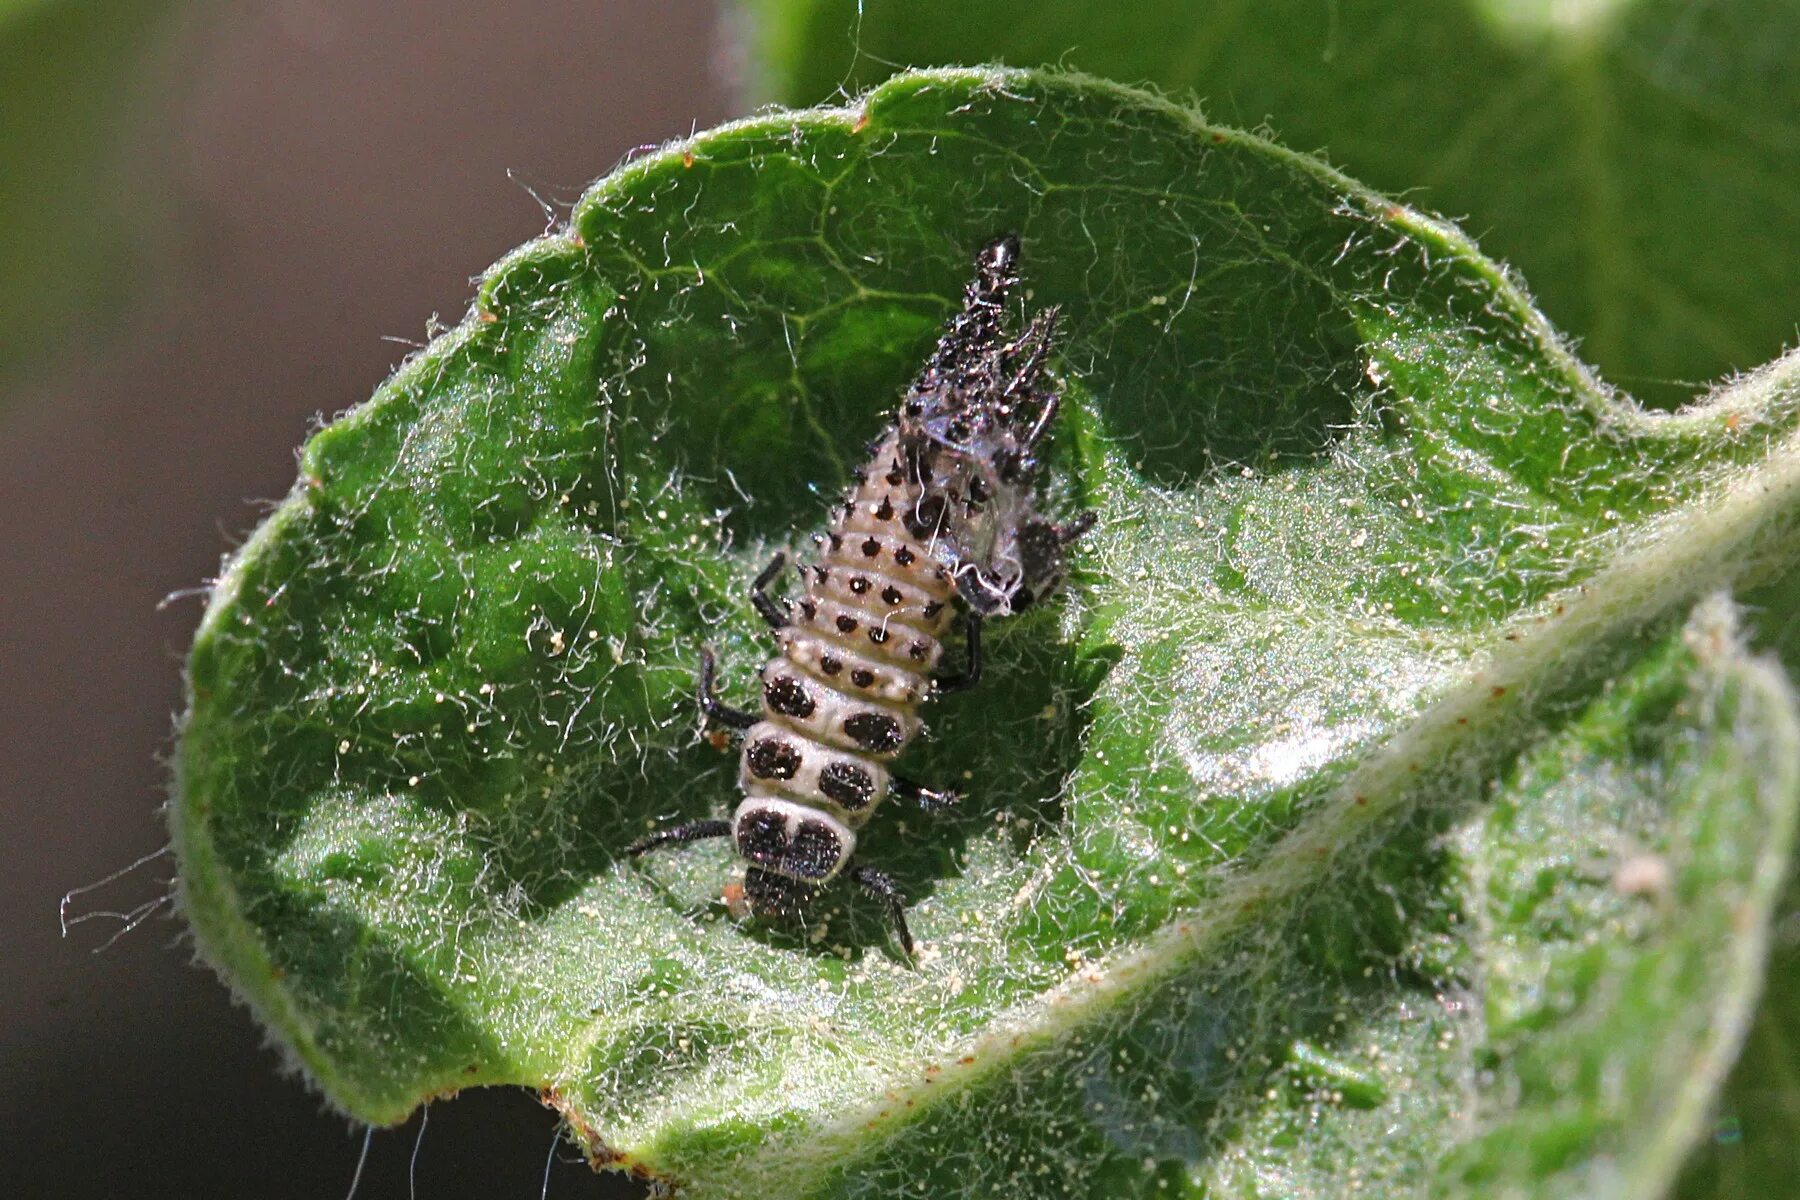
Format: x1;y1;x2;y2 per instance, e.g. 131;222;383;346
747;0;1800;408
173;69;1800;1197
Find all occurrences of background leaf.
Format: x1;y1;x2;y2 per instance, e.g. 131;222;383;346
173;69;1800;1196
744;0;1800;409
0;0;175;387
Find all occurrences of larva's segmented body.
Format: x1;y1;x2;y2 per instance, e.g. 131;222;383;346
627;236;1091;956
735;428;975;878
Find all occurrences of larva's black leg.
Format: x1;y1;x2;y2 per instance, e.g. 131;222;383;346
697;646;758;731
849;863;915;957
933;612;983;695
627;818;732;858
751;551;789;629
890;776;961;811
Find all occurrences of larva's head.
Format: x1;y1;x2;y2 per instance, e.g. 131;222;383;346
737;865;820;923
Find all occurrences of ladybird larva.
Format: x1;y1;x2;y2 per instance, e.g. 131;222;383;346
627;235;1092;955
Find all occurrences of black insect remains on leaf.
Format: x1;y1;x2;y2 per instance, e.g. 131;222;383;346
627;235;1092;956
896;234;1096;616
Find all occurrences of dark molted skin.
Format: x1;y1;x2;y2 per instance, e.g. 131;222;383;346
893;232;1082;616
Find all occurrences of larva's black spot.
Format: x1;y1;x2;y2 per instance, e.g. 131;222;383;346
835;613;858;634
820;655;842;676
969;475;990;503
789;820;844;877
812;566;827;584
861;537;881;557
894;546;916;566
819;761;876;810
875;496;895;521
735;805;787;859
880;585;904;606
886;467;905;486
800;599;817;620
738;808;846;882
868;626;889;645
922;601;944;619
849;576;870;595
746;737;802;779
909;639;931;661
850;668;875;688
843;711;903;753
763;675;814;719
828;533;843;551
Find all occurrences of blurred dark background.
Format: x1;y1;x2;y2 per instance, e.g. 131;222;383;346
2;4;727;1195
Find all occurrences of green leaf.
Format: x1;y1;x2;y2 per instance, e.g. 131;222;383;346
1671;871;1800;1199
745;0;1800;408
1673;562;1800;1199
1440;596;1797;1199
172;70;1800;1196
0;0;174;385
